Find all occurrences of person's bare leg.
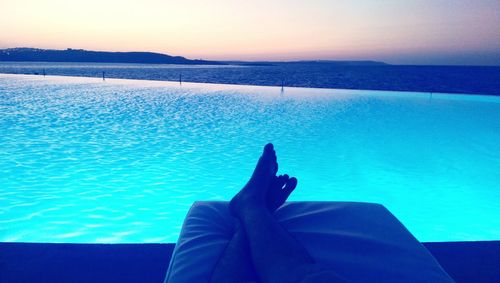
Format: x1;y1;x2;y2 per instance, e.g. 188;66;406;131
230;143;344;283
209;225;256;283
210;174;297;283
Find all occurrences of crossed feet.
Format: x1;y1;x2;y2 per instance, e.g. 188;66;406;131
230;143;297;218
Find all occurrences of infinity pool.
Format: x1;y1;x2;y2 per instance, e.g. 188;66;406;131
1;74;499;243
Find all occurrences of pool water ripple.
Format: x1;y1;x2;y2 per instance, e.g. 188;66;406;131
1;74;499;243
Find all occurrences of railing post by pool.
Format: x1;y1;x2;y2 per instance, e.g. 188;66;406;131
43;69;46;77
281;77;284;92
102;71;106;81
179;74;182;85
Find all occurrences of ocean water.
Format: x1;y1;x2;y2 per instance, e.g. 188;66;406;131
1;61;500;95
1;74;499;243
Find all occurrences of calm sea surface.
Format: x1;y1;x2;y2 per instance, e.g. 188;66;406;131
1;74;499;243
1;61;499;95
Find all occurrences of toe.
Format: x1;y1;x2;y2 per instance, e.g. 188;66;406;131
264;143;274;153
279;174;289;188
277;174;289;188
282;177;297;198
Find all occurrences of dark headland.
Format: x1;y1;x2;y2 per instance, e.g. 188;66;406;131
0;48;223;65
0;47;388;66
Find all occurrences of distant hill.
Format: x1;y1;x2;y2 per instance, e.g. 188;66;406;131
282;60;388;66
224;60;388;66
0;48;224;65
0;47;389;66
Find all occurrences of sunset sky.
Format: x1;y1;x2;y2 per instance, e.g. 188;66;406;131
1;0;499;65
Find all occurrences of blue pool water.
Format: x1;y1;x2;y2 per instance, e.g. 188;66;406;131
1;74;499;243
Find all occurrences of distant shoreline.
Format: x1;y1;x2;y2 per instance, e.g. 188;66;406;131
0;48;223;65
2;60;498;68
0;47;388;66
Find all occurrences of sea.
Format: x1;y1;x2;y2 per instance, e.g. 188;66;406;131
0;61;499;95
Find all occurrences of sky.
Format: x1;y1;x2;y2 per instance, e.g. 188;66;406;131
0;0;499;65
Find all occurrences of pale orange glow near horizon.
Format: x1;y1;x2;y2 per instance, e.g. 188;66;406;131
1;0;499;65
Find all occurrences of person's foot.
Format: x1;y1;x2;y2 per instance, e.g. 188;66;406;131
230;143;278;218
267;174;297;212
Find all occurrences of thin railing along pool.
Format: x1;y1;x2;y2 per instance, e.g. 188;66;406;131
0;74;499;243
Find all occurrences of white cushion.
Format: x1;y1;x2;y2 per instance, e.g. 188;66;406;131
165;201;453;282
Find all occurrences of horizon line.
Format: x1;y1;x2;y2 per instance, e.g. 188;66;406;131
2;46;500;67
